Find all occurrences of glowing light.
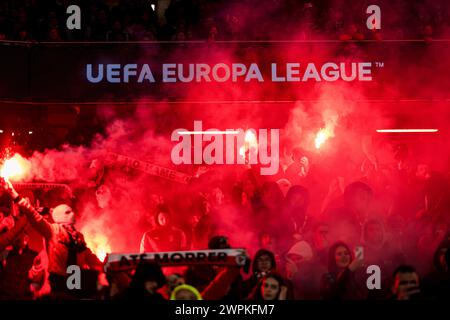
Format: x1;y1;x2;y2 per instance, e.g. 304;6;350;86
376;129;438;133
239;130;258;158
83;232;111;262
151;4;155;11
315;127;333;149
314;109;338;150
178;130;239;135
245;130;258;144
0;154;27;180
81;219;112;262
0;130;3;133
239;146;245;157
96;246;109;262
28;131;33;135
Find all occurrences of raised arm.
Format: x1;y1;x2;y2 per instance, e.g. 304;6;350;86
0;178;53;239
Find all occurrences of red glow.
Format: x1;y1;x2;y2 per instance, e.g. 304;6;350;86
81;222;112;262
315;128;333;149
178;130;239;135
376;129;439;133
239;130;258;159
0;154;29;180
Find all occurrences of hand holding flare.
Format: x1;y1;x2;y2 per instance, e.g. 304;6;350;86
0;176;19;199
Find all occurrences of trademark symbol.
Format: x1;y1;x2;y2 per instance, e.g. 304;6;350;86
375;62;384;68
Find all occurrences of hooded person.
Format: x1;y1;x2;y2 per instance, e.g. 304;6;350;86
285;240;314;278
284;240;321;299
140;203;187;253
0;178;106;299
252;249;277;276
233;249;277;300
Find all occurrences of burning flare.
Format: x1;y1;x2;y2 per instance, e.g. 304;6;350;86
84;232;111;262
239;130;258;158
315;109;339;150
81;216;112;262
315;127;333;149
0;153;29;180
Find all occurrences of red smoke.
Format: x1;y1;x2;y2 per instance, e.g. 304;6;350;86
5;1;450;262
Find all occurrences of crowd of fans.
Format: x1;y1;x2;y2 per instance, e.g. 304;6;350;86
0;0;449;42
0;140;450;301
0;0;449;303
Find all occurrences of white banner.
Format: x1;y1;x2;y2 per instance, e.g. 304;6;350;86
105;248;249;272
105;152;193;184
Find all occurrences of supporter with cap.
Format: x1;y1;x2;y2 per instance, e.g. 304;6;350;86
284;240;321;299
170;284;202;300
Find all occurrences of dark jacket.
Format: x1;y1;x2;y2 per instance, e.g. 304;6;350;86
320;268;365;300
421;237;450;299
0;246;37;300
